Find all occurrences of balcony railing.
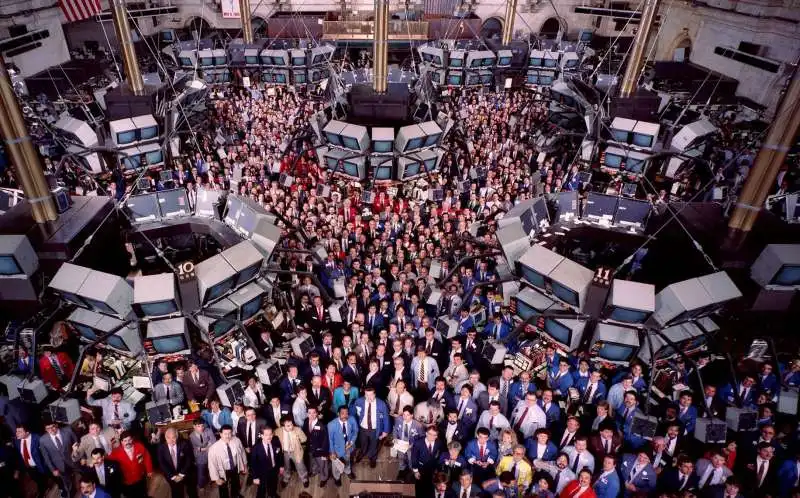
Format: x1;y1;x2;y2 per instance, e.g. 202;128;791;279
321;20;429;40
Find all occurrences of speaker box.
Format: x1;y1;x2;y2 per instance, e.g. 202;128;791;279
316;184;331;198
332;277;347;298
726;406;758;432
429;259;442;279
146;400;171;424
778;388;799;415
48;398;82;425
291;334;315;358
694;417;727;444
279;173;294;187
51;187;71;213
256;359;283;385
481;340;507;365
631;413;658;440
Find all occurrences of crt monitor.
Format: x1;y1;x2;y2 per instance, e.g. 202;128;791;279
140;126;158;140
240;295;262;321
499;56;512;65
550;281;579;307
212;310;237;337
374;164;393;180
448;73;462;85
292;56;306;65
73;323;98;341
152;335;189;354
596;342;637;362
373;141;392;153
543;318;571;346
325;133;343;146
403;161;421;178
342;161;360;177
343;136;359;150
774;265;800;286
139;300;178;316
520;265;546;289
604;152;623;169
406;138;424;151
591;323;640;363
609;307;650;324
117;130;136;145
632;133;653;148
450;57;463;67
208;276;235;301
527;73;539;84
0;256;20;275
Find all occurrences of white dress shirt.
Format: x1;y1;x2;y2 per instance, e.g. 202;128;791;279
95;464;106;486
360;401;378;430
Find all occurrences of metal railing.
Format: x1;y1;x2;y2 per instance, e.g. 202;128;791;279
321;20;429;39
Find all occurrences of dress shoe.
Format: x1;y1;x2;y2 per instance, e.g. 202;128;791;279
303;480;310;488
319;479;328;488
348;472;357;480
369;461;377;469
334;479;342;487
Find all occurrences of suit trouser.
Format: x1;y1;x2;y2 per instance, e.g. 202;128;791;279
357;429;379;463
167;475;198;498
283;454;308;483
390;446;410;470
331;455;351;480
217;469;241;498
255;473;279;498
310;455;330;482
19;466;48;498
122;479;148;498
53;469;74;498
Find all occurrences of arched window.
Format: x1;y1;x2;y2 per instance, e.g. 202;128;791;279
540;17;561;39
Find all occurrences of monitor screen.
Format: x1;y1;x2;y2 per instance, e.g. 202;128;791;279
343;162;360;177
204;73;215;84
207;276;235;301
422;53;433;62
60;291;87;307
214;56;226;66
625;157;645;173
273;73;287;84
609;306;649;324
632;133;653;147
527;74;539;84
106;334;129;351
83;297;117;315
373;140;393;153
521;266;546;289
774;265;800;286
543;318;571;346
241;295;263;321
482;57;494;66
424;134;441;147
543;58;558;68
597;342;635;362
0;255;21;275
245;56;259;64
580;31;593;41
433;56;442;65
448;74;462;85
564;59;579;68
294;73;306;84
273;57;286;65
375;166;392;180
605;153;623;168
212;311;237;337
499;57;512;65
152;335;188;354
162;31;174;41
200;57;213;66
343;136;360;150
73;324;98;341
423;158;437;172
403;162;421;178
470;58;481;68
326;132;342;146
140;300;178;316
312;54;325;64
515;300;540;321
117;130;136;145
261;56;273;65
179;57;193;66
292;57;306;66
406;137;424;151
611;129;629;142
122;155;141;171
236;264;261;286
480;73;493;84
450;58;463;68
146;151;163;165
539;75;554;85
325;157;339;170
530;57;542;66
550;281;579;306
222;72;231;82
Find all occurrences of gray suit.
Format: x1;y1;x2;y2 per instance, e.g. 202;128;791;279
153;381;185;405
190;427;216;487
39;428;78;498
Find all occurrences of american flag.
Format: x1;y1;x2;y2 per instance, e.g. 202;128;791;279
59;0;102;22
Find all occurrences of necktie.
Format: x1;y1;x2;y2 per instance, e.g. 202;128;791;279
248;423;254;446
604;439;610;454
511;462;517;477
226;443;235;470
561;432;570;448
22;439;30;463
461;490;468;498
171;445;178;468
458;400;464;416
256;391;262;405
679;474;687;490
367;402;373;430
419;359;426;384
479;444;485;460
394;395;401;413
114;403;120;420
165;386;170;402
342;422;347;439
97;465;105;485
51;356;65;379
403;424;409;440
758;462;766;486
54;435;62;450
629;466;639;482
268;443;274;466
554;470;561;490
428;443;433;454
514;407;528;430
572;453;580;473
315;389;319;400
584;385;594;403
428;409;433;424
489;416;494;429
623;407;630;420
426;342;432;355
199;434;204;445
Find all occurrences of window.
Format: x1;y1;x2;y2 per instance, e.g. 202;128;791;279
737;42;764;57
714;47;779;73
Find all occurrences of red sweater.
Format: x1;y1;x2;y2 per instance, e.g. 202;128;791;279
108;442;153;484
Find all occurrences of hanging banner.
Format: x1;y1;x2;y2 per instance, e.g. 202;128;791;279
222;0;241;18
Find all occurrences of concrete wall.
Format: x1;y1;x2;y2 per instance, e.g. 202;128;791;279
0;6;70;77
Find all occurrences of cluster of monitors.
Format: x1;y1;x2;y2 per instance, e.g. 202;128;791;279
114;125;158;147
602;150;647;174
204;293;265;339
526;71;556;86
203;71;232;84
198;56;227;67
125;188;190;223
551;191;651;229
611;129;655;148
121;147;164;171
529;57;559;68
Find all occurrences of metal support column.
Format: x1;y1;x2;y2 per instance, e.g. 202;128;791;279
110;0;144;95
502;0;519;45
0;56;57;223
619;0;661;98
726;67;800;243
240;0;254;44
373;0;389;93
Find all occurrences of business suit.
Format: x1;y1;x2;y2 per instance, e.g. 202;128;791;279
411;438;444;496
82;460;123;498
777;458;800;497
410;356;440;390
464;438;498;482
307;386;332;414
677;404;698;435
538;400;561;426
475;411;509;441
453;396;479;431
153;381;185;406
15;434;47;496
394;418;425;470
86;395;136;429
74;430;117;464
496;455;533;490
588;433;622;461
525;439;558;462
578;381;607;405
659;467;699;494
83;487;112;498
618;406;646;449
251;437;283;498
341;363;364;387
278;376;303;404
353;397;390;464
476;391;508;415
508;381;536;408
304;417;330;483
548;371;574;397
451;482;482;498
157;439;197;498
263;403;290;430
182;369;216;403
201;408;234;433
208;437;247;498
39;427;78;498
327;416;358;481
275;426;307;484
563;446;596;474
740;457;778;497
189;427;216;488
593;470;620;498
438;419;468;446
483;322;510;341
236;417;266;452
619;454;657;496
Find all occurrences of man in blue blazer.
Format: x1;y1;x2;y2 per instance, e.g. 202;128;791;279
618;393;646;449
456;309;474;335
676;392;698;435
279;365;304;404
352;387;390;468
464;428;498;483
327;406;358;486
482;315;510;341
453;385;479;432
594;455;621;498
549;359;574;398
410;426;445;491
79;474;113;498
509;371;536;409
578;370;607;405
777;451;800;497
543;346;561;377
394;407;425;475
525;428;558;461
619;451;657;497
14;424;47;497
537;390;561;427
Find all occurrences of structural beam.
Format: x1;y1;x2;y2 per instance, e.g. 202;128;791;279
502;0;519;45
240;0;253;44
619;0;661;98
726;67;800;242
0;55;57;223
373;0;389;93
109;0;144;95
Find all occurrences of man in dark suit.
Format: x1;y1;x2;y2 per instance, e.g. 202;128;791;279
709;477;745;498
417;328;445;369
341;353;363;388
251;426;284;498
740;442;779;497
236;408;266;456
279;365;303;404
658;456;698;494
304;406;330;485
182;362;216;406
39;421;79;498
265;395;291;429
307;376;332;415
84;448;123;498
157;428;197;498
589;421;623;461
411;426;445;497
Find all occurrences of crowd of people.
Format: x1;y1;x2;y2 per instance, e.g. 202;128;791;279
2;76;800;498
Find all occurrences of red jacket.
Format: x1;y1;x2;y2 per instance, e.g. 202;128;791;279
559;480;597;498
321;372;343;391
38;352;75;390
108;442;153;484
